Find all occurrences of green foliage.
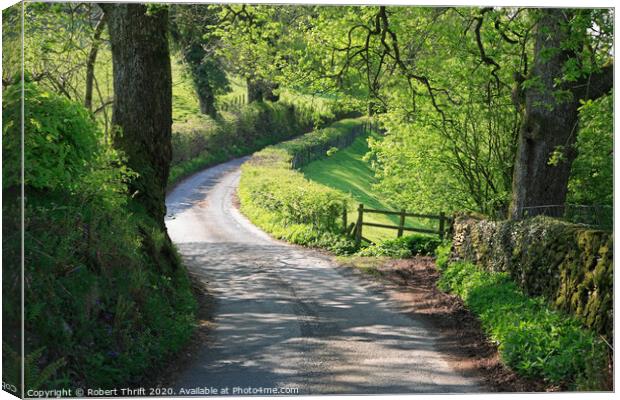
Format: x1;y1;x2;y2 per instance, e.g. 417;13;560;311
169;101;324;186
301;132;436;242
452;214;613;341
434;241;452;270
3;82;98;190
357;234;441;258
169;4;229;117
438;261;608;388
568;93;613;207
2;83;196;389
243;149;347;230
238;119;367;255
357;241;411;259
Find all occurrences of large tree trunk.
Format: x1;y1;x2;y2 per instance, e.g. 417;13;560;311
509;10;612;219
102;4;172;228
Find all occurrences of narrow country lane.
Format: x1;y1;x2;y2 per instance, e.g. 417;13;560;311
165;158;482;395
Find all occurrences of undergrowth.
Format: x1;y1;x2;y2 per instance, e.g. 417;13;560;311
436;251;609;390
358;235;443;258
2;82;196;391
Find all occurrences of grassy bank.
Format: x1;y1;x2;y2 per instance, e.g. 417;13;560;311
2;82;196;391
169;101;317;186
435;243;609;390
301;133;435;243
237;119;368;255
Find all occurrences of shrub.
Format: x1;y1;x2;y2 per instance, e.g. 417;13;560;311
434;240;452;270
438;261;608;389
356;234;442;258
3;82;99;190
326;146;338;156
2;82;196;390
357;239;412;258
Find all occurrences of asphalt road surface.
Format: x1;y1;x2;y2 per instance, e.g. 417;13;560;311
165;157;482;395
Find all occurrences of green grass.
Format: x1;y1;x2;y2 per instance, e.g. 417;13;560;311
171;56;204;123
301;133;436;242
216;74;247;106
237;119;370;255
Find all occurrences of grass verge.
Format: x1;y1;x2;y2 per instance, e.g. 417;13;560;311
436;244;609;390
237;119;370;255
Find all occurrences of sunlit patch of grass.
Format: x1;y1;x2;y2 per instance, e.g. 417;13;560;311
301;133;435;242
171;56;203;123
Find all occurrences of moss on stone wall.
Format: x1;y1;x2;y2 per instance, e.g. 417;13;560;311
452;214;613;341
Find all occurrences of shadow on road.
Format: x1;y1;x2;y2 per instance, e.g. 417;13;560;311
174;241;480;394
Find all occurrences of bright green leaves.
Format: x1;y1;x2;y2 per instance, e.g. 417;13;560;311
568;93;613;207
2;82;134;207
3;82;97;190
438;261;608;388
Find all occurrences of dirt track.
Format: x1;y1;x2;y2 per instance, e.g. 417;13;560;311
165;158;483;395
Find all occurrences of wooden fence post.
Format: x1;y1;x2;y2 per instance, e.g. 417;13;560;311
439;211;446;239
355;203;364;246
397;209;406;237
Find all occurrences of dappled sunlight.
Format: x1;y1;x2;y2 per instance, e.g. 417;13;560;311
175;241;480;394
165;157;481;394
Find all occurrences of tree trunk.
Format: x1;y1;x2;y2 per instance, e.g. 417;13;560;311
197;84;217;118
509;10;612;219
102;4;172;228
247;78;279;103
84;12;107;112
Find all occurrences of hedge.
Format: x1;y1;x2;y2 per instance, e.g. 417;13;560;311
237;118;367;255
169;101;361;186
451;214;613;341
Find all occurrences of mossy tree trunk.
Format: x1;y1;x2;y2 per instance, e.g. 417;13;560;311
509;10;612;219
101;3;172;229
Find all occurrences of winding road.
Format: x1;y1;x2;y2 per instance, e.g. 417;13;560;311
165;158;482;395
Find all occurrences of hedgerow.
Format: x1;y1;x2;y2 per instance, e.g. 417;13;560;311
169;100;360;186
237;119;367;255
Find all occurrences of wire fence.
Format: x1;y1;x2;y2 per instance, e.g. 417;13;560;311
519;204;612;230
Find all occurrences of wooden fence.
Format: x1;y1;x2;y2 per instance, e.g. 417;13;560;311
343;203;450;245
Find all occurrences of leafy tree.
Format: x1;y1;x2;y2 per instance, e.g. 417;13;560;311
568;93;613;208
509;9;613;218
214;5;292;102
285;6;522;214
282;6;613;218
2;3;22;87
169;4;229;117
